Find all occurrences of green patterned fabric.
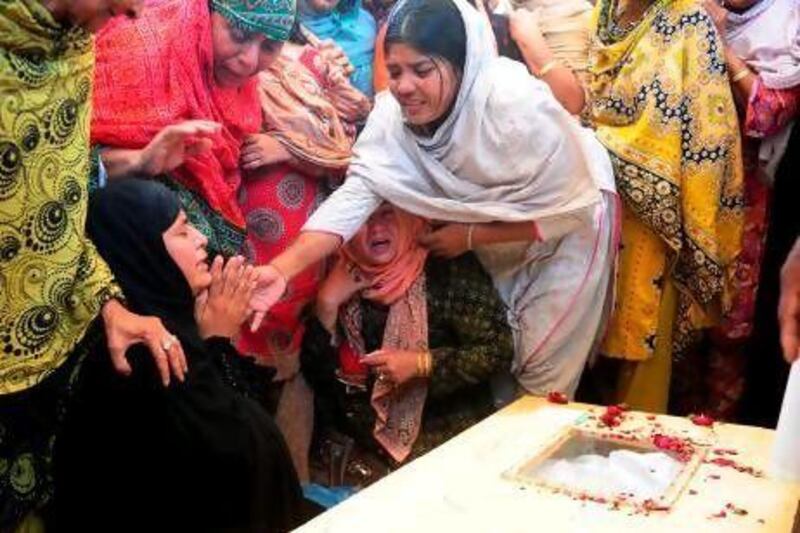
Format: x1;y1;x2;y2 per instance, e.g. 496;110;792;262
0;0;121;395
156;177;246;258
0;323;101;529
211;0;297;41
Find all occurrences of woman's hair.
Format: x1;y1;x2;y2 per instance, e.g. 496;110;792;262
384;0;467;73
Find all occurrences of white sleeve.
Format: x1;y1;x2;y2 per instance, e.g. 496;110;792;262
303;176;383;241
535;203;597;241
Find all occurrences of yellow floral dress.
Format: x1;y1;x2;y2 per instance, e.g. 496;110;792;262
587;0;744;411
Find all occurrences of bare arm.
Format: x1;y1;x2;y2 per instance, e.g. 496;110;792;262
518;45;585;115
419;221;538;258
703;0;756;110
724;48;758;110
101;120;221;179
419;207;595;258
509;9;586;115
101;148;146;179
272;231;343;280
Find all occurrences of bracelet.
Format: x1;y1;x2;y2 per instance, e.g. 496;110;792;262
270;262;289;290
730;67;752;83
466;224;476;251
536;60;560;78
416;351;433;378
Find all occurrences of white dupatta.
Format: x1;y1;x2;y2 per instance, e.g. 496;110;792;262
305;0;617;394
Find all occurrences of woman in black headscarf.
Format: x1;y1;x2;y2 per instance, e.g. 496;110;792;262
53;179;305;532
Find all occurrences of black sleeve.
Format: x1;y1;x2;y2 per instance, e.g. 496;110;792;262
205;337;276;399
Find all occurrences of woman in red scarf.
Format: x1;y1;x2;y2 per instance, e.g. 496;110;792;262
91;0;296;257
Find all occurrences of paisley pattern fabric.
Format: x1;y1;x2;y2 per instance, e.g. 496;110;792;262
157;177;246;258
340;275;429;463
589;0;744;363
0;0;120;394
0;321;100;530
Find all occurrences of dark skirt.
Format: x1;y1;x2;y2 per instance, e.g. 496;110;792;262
53;337;304;532
0;322;102;530
739;125;800;427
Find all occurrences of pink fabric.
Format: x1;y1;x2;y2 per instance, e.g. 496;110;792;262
92;0;261;227
340;209;429;306
721;81;800;338
744;80;800;138
340;275;429;463
237;46;362;361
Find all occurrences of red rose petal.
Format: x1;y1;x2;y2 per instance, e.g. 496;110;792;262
547;391;569;404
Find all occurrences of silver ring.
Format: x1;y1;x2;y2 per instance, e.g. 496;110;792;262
161;335;177;351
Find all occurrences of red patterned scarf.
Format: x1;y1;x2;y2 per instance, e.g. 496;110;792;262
91;0;261;227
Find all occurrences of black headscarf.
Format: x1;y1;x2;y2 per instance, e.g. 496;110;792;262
61;182;307;532
87;179;202;350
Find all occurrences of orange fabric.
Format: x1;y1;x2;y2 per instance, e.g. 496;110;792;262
373;23;389;93
91;0;261;228
340;207;428;305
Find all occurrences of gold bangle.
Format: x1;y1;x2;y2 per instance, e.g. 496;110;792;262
425;351;433;378
536;60;560;78
731;68;752;83
416;352;425;378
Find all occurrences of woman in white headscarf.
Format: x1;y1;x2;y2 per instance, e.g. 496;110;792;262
703;0;800;421
251;0;619;400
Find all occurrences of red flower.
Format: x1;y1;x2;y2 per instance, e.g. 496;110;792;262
547;391;569;404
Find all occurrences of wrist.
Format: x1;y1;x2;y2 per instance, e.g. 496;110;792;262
522;48;554;73
101;298;124;321
270;257;293;284
130;149;146;175
199;321;237;340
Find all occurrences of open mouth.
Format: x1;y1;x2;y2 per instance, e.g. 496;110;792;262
369;238;391;255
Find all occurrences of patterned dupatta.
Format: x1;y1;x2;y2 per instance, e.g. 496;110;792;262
339;274;429;463
91;0;263;228
258;50;367;170
0;0;120;393
588;0;744;337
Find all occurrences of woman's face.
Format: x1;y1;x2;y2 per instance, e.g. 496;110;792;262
350;205;401;266
64;0;143;32
385;43;461;127
163;211;212;295
210;12;284;88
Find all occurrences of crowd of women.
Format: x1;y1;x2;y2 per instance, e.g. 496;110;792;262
1;0;798;529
